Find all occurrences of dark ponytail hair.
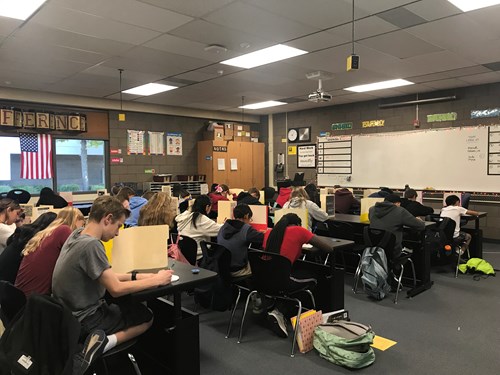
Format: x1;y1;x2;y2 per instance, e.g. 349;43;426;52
191;195;211;229
265;213;302;254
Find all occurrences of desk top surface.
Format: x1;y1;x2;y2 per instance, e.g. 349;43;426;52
432;209;487;218
129;260;217;302
331;213;435;228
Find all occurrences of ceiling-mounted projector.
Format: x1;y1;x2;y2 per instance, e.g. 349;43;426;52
308;91;332;102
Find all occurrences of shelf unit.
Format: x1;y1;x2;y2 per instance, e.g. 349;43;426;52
143;181;205;196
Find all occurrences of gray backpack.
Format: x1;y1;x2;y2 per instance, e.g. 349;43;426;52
360;230;392;300
313;321;375;369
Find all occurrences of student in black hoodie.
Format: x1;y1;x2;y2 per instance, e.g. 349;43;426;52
216;204;264;277
400;189;434;217
236;188;262;206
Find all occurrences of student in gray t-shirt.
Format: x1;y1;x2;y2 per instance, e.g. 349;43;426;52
52;196;173;364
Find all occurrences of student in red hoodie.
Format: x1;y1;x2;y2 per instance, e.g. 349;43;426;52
208;184;235;219
275;186;292;208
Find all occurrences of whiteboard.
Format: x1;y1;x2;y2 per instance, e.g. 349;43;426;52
317;125;500;192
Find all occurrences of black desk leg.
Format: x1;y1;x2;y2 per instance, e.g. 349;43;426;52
331;266;344;311
406;230;433;298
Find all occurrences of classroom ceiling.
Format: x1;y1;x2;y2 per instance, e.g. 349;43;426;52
2;0;500;115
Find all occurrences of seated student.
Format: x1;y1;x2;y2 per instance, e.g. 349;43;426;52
305;183;321;207
275;182;292;208
208;184;234;219
262;213;333;337
175;195;223;258
178;189;192;214
36;187;69;208
0;212;56;284
15;207;85;296
368;187;393;198
52;196;173;373
237;188;262;206
115;186;135;210
141;190;156;201
369;194;425;258
401;189;434;217
138;192;176;227
217;204;264;277
334;187;360;214
440;195;479;254
125;189;148;227
283;187;328;230
0;199;22;254
263;187;277;206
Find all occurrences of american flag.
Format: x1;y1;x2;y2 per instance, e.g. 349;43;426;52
19;133;53;179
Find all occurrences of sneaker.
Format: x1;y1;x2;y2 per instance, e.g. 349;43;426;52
75;329;108;375
267;309;288;338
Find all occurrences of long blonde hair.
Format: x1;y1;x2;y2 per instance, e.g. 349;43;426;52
22;207;84;256
289;187;310;205
138;192;176;227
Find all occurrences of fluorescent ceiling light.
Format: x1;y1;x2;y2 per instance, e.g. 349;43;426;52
239;101;287;110
0;0;47;20
447;0;500;12
221;44;307;69
344;79;414;93
122;83;177;96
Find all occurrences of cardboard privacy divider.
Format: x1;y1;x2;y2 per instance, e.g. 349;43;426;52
229;188;243;199
274;208;308;229
111;224;169;273
248;204;268;232
217;200;237;223
59;191;73;205
161;185;172;196
20;204;54;220
259;190;265;204
363;189;379;198
360;198;383;223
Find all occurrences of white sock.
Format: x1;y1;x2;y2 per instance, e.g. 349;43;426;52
103;334;117;353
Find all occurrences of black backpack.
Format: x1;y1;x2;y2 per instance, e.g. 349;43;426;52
194;242;233;311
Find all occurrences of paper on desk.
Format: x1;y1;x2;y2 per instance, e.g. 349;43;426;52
217;158;225;170
171;275;180;282
371;335;397;351
302;244;313;249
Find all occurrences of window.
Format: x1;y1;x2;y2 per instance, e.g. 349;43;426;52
55;139;106;192
0;136;52;194
0;136;107;194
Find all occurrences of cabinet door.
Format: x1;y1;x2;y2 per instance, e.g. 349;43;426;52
239;142;254;190
252;143;265;188
227;141;240;188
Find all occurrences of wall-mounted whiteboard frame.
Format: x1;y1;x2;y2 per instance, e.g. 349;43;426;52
317;125;500;192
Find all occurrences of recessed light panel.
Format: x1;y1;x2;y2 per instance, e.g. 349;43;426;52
239;101;287;110
447;0;500;12
221;44;307;69
122;83;177;96
0;0;47;20
344;79;414;93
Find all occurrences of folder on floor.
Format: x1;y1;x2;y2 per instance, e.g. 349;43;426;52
290;310;323;353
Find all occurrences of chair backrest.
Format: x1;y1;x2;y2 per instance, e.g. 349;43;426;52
461;192;471;209
0;281;26;327
433;217;456;245
171;233;198;266
326;221;355;241
363;227;397;262
248;249;293;295
7;189;31;204
199;241;232;284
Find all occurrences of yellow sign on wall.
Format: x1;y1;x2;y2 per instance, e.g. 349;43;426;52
288;146;297;155
362;119;385;128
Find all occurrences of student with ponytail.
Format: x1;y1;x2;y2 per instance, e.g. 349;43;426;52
15;207;85;296
208;184;236;219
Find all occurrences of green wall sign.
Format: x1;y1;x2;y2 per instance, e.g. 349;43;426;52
331;122;353;131
427;112;457;122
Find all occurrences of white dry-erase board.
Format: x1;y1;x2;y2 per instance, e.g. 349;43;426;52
317;125;500;192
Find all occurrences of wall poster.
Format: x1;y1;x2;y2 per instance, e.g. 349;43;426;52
297;144;316;168
167;133;182;156
127;129;146;155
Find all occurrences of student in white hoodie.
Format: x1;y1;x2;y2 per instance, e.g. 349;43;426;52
283;187;328;230
175;195;223;258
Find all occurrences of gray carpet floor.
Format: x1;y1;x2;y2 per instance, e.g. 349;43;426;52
195;242;500;375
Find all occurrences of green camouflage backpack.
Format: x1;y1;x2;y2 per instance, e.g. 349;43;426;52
313;321;375;369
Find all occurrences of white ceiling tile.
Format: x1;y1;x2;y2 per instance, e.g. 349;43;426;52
354;0;418;15
287;31;349;53
404;51;478;74
404;0;461;21
423;78;469;90
51;0;193;33
31;3;161;45
359;30;443;59
204;1;320;43
459;72;500;85
138;0;235;18
0;16;23;36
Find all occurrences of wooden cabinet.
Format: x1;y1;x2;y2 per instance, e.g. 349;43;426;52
198;140;265;190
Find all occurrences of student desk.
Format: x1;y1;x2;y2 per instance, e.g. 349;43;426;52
301;237;354;312
128;260;217;375
329;214;435;298
432;209;487;258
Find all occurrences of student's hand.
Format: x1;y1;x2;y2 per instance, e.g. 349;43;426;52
156;269;174;285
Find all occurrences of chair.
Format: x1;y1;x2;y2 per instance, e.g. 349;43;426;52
170;233;198;266
0;281;26;328
6;189;31;204
236;250;316;357
354;228;416;304
322;221;365;267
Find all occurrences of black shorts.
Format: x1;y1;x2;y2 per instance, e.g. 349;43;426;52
80;302;153;337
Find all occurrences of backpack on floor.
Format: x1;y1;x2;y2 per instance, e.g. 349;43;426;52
359;244;392;301
313;321;375;369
